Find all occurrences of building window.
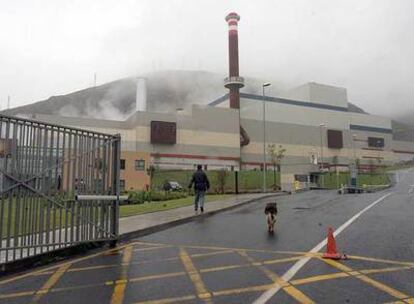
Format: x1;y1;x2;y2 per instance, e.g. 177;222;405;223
135;159;145;171
327;130;343;149
368;137;384;148
120;179;125;192
120;159;126;170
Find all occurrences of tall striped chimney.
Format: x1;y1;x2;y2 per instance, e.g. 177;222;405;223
225;12;244;109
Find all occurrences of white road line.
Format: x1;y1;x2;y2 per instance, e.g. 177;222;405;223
408;185;414;194
252;192;393;304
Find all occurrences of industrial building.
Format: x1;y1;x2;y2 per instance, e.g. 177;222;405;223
3;11;414;192
29;78;413;192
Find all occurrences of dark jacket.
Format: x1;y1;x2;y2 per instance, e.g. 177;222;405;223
188;170;210;191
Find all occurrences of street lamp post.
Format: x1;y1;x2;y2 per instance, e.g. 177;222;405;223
262;82;271;193
351;133;358;188
352;133;357;163
319;123;326;188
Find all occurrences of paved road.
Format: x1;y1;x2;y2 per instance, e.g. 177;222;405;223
1;170;414;304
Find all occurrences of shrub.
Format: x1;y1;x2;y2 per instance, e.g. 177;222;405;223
128;190;187;203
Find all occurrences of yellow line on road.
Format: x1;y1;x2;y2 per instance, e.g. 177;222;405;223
32;249;240;277
237;250;315;304
133;241;306;257
348;255;414;267
358;276;410;300
128;272;186;283
213;284;275;296
191;249;233;257
0;290;35;299
321;258;412;300
134;294;197;304
133;245;172;252
290;265;414;286
200;256;303;274
32;263;71;303
0;242;135;286
179;248;212;303
290;272;350;285
361;266;413;275
262;256;304;265
110;245;133;304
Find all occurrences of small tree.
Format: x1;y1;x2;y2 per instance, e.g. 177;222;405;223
146;165;156;190
267;144;286;190
217;169;228;194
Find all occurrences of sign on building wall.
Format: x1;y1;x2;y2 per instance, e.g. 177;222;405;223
150;121;177;144
368;137;385;148
327;130;343;149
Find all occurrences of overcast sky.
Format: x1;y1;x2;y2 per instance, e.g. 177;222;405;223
0;0;413;118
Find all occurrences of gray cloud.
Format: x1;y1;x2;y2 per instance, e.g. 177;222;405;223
1;0;414;121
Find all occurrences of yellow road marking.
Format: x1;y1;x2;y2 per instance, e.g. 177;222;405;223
290;272;350;285
0;290;35;299
237;250;315;304
263;256;303;265
0;242;136;286
358;275;410;299
134;294;197;304
133;245;172;252
200;263;248;273
361;266;413;275
33;249;235;277
213;284;275;296
385;299;414;304
1;257;413;301
110;245;133;304
32;263;71;302
349;255;414;267
191;249;233;257
179;248;212;303
200;256;302;274
133;241;305;257
289;265;414;286
52;282;108;292
129;272;186;283
321;258;412;300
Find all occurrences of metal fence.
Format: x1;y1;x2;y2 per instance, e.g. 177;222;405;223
0;114;121;265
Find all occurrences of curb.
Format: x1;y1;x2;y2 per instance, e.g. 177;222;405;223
119;193;284;242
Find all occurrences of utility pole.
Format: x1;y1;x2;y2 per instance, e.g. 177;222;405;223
7;95;10;109
94;73;97;87
262;82;271;193
319;123;326;188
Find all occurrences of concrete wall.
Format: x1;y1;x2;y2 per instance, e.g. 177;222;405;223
282;82;348;108
393;140;414;162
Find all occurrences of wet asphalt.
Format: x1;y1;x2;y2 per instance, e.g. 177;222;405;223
1;170;414;304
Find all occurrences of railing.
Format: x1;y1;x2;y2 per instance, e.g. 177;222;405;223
0;114;121;265
224;76;245;88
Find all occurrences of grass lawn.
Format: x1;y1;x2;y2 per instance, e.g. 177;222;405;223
152;170;280;192
119;194;234;217
323;172;390;189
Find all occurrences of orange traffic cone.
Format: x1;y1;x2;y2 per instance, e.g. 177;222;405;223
323;227;346;260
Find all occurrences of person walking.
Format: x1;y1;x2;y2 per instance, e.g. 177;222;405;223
188;165;210;213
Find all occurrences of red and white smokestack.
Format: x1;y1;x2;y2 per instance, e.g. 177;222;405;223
225;12;244;109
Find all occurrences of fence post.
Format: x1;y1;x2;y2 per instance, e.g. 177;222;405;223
110;135;121;247
235;171;239;194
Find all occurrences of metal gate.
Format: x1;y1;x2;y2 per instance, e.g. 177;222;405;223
0;114;121;265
